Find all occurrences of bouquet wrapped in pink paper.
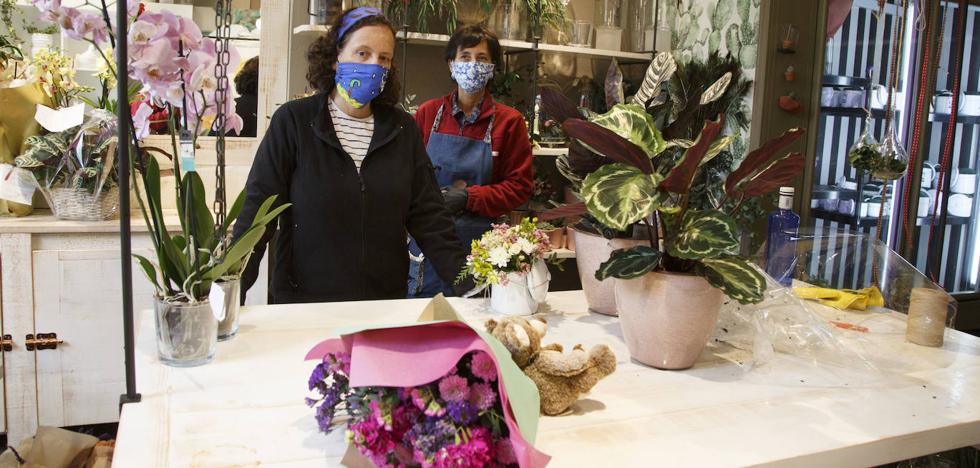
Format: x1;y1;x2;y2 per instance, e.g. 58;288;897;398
305;296;550;467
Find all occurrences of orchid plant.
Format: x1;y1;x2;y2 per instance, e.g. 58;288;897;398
29;0;275;303
539;55;806;305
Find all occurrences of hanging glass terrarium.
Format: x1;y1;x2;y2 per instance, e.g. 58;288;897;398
871;124;909;181
847;115;880;175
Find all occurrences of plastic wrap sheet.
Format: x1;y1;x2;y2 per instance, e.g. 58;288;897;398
707;228;965;387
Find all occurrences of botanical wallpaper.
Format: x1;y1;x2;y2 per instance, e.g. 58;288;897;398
667;0;762;73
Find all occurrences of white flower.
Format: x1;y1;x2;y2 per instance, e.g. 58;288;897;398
488;246;510;268
517;237;536;255
508;243;522;256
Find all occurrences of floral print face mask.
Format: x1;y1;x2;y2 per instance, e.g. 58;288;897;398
450;61;495;95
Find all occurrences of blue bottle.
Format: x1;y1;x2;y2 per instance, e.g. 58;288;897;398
765;187;800;286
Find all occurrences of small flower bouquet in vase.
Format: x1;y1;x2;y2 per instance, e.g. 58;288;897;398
305;296;550;467
462;218;559;316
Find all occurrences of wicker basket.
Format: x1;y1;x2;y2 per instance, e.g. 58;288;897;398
46;187;119;221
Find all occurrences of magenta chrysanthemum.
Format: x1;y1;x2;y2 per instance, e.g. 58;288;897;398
437;375;469;403
470;352;498;382
469;382;496;411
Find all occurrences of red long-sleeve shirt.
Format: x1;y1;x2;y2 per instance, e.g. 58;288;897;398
414;93;534;218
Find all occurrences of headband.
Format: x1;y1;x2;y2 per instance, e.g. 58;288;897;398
337;7;385;42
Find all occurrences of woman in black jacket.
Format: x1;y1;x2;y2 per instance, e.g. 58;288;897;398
232;7;469;303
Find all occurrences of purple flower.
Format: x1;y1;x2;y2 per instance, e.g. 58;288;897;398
437;375;469;403
446;400;477;425
468;382;496;411
406;417;456;464
469;351;497;382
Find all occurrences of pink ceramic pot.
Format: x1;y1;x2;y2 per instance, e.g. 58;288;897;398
569;226;644;316
614;271;724;369
545;227;566;249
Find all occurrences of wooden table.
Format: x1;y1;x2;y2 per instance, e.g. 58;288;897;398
112;291;980;467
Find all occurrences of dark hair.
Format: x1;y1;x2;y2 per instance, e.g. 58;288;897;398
306;8;401;106
444;25;503;69
234;56;259;95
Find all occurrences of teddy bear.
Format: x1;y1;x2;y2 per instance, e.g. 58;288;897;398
485;316;616;416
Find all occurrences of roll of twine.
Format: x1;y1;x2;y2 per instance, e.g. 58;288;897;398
906;287;952;347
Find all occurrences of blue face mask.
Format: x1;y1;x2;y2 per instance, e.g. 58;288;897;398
335;62;389;109
451;61;495;95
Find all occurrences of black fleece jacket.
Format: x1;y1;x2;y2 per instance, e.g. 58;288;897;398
232;93;467;303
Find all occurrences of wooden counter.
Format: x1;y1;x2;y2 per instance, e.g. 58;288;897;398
112;291;980;467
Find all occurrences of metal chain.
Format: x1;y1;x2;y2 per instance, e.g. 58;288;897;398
213;0;233;229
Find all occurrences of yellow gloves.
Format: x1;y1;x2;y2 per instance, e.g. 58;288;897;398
794;285;885;311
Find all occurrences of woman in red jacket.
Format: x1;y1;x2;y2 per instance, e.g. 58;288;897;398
408;25;534;298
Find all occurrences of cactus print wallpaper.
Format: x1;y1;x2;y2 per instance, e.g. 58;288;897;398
668;0;762;72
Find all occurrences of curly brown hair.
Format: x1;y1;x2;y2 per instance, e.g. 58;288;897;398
306;8;401;107
234;56;259;95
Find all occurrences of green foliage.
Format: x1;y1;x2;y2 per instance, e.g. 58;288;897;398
581;163;664;232
133;151;289;302
590;104;667;158
667;209;739;260
596;246;663;280
700;255;767;304
384;0;567;34
15;116;118;193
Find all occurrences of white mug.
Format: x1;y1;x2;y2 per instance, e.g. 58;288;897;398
843;90;864;108
952;169;976;195
821;87;839;107
948;193;973;217
917;191;934;218
921;162;938;188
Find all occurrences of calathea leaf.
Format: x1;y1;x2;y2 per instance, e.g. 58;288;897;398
725;127;806;194
668;209;739;259
700;135;737;166
631;51;677;109
740;153;805;197
562;119;654;174
540;87;582;124
699;255;767;304
581;163;664;231
700;71;733;105
596;245;663;280
660;117;724;194
590;104;668;158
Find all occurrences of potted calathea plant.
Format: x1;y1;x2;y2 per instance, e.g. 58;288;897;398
540;62;805;369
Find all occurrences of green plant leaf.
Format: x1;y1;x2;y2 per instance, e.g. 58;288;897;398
132;254;162;294
590;104;667;158
562;119;654;174
595;246;663;280
668;209;739;260
581;163;665;231
660;117;724;194
700;256;767;304
700;135;737;166
205;225;266;280
178;171;215;249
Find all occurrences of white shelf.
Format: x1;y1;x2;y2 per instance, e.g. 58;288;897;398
292;24;653;61
532;147;568;157
552;248;576;259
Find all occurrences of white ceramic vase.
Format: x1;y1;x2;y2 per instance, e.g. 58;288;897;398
489;260;550;316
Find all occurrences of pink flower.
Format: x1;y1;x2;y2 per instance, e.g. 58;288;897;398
468;382;496;411
494;439;518;465
437;375;469;403
70;12;109;44
469;352;497;382
434;427;493;467
56;7;80;35
132;102;153;140
176;16;203;48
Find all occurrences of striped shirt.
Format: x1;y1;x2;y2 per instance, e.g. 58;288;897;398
328;99;374;171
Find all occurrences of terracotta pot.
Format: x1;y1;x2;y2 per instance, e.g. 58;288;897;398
615;271;724;369
544;227;565;249
569;226;644;316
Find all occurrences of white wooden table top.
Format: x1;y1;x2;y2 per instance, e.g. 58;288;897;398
112;291;980;467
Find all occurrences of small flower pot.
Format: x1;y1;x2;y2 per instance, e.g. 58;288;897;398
490;261;550;316
569;226;644;316
614;271;724;369
544;227;565;249
154;297;217;367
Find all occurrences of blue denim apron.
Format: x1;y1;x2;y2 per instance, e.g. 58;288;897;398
407;103;495;297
